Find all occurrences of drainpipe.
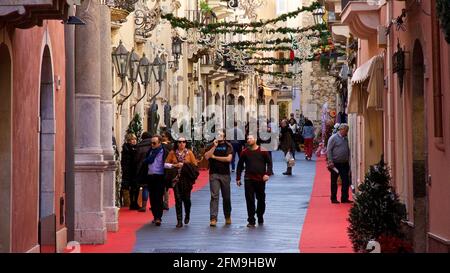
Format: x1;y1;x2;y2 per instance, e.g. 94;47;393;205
431;0;445;151
64;4;75;242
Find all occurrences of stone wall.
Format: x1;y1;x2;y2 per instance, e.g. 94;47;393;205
301;61;337;122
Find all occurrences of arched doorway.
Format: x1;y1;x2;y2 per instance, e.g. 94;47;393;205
0;43;12;253
411;40;427;252
39;46;56;252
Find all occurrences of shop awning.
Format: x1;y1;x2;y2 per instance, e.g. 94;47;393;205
348;54;384;114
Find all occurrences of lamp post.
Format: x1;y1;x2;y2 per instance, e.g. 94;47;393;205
148;54;167;134
171;36;183;70
118;48;140;107
112;40;129;97
131;53;152;114
313;6;325;25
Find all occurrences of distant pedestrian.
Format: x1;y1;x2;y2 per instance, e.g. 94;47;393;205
326;124;351;204
135;132;152;212
121;133;137;209
279;119;294;175
230;122;246;172
161;132;173;211
204;130;233;226
236;134;273;227
302;118;315;161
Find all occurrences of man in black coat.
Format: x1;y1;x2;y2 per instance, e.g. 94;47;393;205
135;132;152;212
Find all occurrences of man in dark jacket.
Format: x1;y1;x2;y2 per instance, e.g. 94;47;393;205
135;132;152;212
237;134;273;227
144;134;170;226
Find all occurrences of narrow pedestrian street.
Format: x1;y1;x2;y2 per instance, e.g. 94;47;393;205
82;151;352;253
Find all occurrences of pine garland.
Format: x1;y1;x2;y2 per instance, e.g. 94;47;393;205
436;0;450;43
162;1;321;31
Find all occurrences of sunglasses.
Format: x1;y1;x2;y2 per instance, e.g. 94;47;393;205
178;140;187;143
151;142;158;145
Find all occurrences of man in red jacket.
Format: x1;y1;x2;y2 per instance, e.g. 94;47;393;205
236;134;273;227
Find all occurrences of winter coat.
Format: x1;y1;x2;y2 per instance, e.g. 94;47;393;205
279;126;294;153
121;142;137;186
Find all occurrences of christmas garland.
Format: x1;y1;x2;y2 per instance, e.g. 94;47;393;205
198;25;327;35
254;69;298;78
162;1;321;31
229;30;330;48
436;0;450;43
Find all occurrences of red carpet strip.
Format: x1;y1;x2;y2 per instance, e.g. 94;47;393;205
80;170;210;253
299;157;354;253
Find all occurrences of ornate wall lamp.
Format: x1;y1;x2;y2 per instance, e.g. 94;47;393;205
112;40;129;98
312;6;326;25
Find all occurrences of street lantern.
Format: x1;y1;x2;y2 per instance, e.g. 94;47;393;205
138;53;152;88
152;54;166;85
128;49;140;83
313;6;325;25
112;40;129;79
172;36;183;60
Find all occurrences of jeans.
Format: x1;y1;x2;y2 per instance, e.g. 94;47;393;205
330;162;350;202
209;173;231;220
244;179;266;224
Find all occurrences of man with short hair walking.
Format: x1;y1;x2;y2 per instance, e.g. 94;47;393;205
326;124;351;204
204;130;233;226
236;134;273;227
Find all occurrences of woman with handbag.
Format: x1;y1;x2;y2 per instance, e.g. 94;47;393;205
279;119;295;175
165;137;198;228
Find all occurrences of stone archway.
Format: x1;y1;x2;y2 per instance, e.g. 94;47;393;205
411;39;427;252
39;45;56;252
0;43;12;253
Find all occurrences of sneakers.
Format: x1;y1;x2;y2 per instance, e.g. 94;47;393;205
225;217;232;225
247;222;256;228
210;219;217;227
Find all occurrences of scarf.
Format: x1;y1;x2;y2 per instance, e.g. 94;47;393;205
146;146;163;165
175;148;188;163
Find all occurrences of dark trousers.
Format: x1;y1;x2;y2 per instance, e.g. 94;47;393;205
147;174;166;220
231;143;242;170
174;182;192;221
244;179;266;224
129;184;140;209
330;162;350;202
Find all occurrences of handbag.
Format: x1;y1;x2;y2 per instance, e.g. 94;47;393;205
285;152;296;167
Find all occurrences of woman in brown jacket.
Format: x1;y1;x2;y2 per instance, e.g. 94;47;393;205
165;137;198;227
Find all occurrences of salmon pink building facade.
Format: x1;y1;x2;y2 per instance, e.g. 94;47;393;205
337;0;450;252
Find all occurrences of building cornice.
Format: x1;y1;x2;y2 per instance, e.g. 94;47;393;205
341;1;382;40
0;0;70;29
